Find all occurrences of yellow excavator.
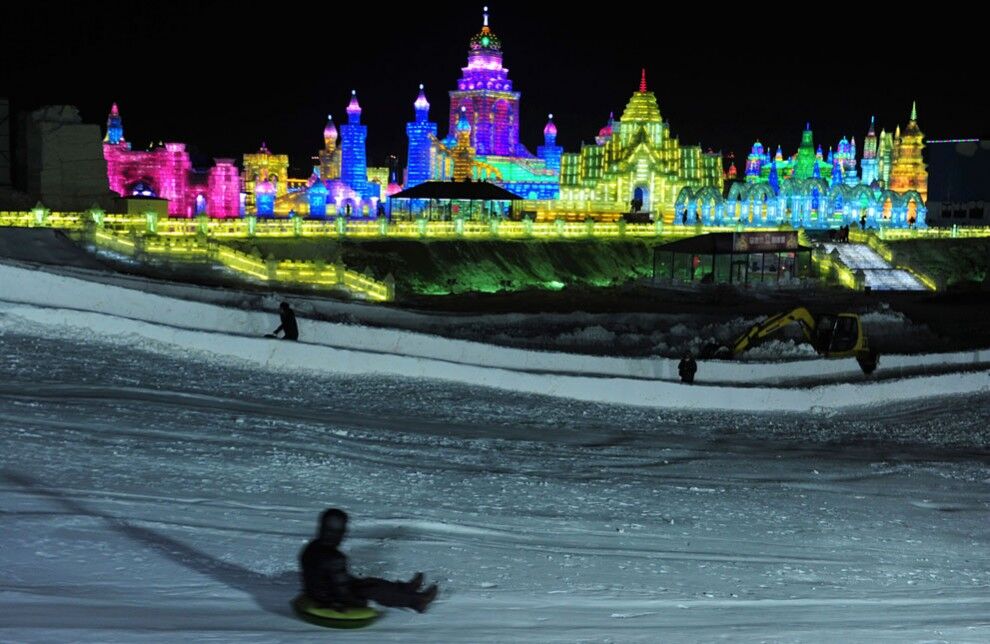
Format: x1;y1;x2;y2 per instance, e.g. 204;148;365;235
703;307;879;374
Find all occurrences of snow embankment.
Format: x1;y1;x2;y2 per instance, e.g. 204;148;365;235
1;261;989;412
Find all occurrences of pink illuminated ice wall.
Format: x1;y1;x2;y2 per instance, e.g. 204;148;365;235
207;159;241;218
103;104;242;217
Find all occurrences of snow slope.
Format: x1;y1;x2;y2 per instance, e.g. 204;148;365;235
5;300;990;415
2;262;990;411
1;328;988;642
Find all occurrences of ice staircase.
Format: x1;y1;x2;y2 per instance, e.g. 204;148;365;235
822;243;926;291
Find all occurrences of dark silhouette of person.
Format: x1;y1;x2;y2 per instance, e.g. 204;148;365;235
272;301;299;341
682;211;688;225
300;509;438;612
678;352;698;384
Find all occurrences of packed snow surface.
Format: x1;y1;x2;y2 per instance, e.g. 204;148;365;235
1;262;989;641
0;325;988;642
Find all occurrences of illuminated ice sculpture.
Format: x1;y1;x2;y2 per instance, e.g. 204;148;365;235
551;70;724;222
410;7;559;199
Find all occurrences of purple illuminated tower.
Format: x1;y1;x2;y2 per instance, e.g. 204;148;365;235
449;6;522;156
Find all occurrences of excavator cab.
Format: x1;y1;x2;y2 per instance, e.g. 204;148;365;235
813;313;863;358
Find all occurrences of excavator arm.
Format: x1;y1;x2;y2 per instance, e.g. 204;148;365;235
725;307;877;374
731;307;818;355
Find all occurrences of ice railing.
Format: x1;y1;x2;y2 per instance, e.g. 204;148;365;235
90;229;393;302
7;207;989;245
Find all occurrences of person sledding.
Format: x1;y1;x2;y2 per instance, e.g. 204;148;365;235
296;508;438;626
270;301;298;341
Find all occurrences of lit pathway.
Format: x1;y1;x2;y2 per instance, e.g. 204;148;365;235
822;243;927;291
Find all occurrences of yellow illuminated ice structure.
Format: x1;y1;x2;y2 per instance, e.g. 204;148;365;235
888;102;928;204
367;166;390;201
319;115;342;180
554;70;723;223
242;143;289;210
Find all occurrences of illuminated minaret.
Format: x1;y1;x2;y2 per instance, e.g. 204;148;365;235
835;136;851;166
104;103;125;145
830;152;843;187
405;84;437;187
340;90;373;197
860;117;879;186
451;107;477;181
103;103;130;197
449;6;521;156
319;114;340;180
323;114;338;152
888;101;928;201
844;136;858;186
537;114;562;173
893;125;902;164
877;128;894;186
745;141;766;182
794;123;818;180
835;135;858;186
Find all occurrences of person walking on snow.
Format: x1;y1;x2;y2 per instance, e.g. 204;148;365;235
300;509;438;613
272;301;299;341
678;352;698;384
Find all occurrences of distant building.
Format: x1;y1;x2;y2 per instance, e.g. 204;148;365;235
18;104;113;211
925;139;990;227
1;101;153;212
0;99;10;188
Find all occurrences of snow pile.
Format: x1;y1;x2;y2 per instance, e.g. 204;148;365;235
737;339;820;361
554;325;618;347
650;317;817;361
860;304;936;353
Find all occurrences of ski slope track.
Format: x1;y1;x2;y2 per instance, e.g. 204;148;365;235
0;261;988;413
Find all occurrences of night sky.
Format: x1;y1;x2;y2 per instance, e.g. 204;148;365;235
3;3;984;175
